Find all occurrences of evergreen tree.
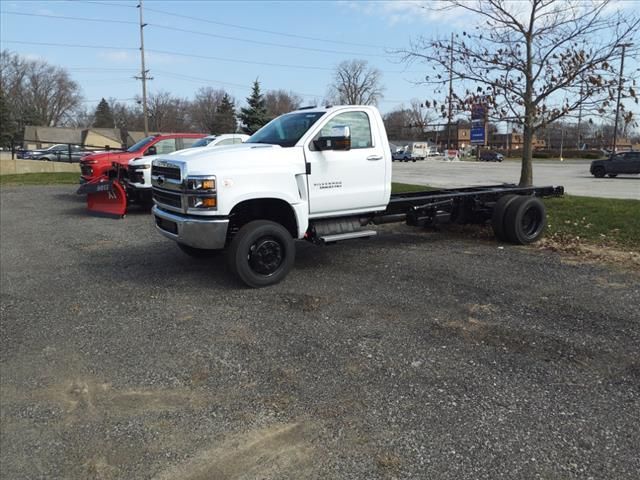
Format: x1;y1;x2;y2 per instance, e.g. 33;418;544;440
215;93;237;133
239;79;268;134
93;98;114;128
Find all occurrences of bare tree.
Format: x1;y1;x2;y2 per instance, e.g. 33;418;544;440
400;0;639;185
264;89;302;119
147;91;192;132
191;87;227;133
408;98;437;131
1;50;83;144
383;108;413;140
110;99;144;132
327;59;385;105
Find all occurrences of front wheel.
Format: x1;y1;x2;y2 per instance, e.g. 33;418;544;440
227;220;295;288
593;167;605;178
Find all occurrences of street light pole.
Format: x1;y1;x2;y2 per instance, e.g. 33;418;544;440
612;42;631;153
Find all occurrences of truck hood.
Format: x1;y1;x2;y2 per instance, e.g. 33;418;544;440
153;144;304;176
82;150;133;164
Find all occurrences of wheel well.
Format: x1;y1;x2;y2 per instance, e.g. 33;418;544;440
228;198;298;239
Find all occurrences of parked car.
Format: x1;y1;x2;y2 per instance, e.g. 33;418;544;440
80;133;206;183
479;151;504;162
189;133;249;148
25;144;88;162
125;134;249;205
590;151;640;178
392;150;413;162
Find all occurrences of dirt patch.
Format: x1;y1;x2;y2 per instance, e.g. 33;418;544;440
4;379;208;423
153;422;318;480
538;236;640;271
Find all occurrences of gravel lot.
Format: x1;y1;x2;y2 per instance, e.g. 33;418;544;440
392;159;640;200
1;185;639;479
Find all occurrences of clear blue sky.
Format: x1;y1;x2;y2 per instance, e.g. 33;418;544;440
1;0;638;119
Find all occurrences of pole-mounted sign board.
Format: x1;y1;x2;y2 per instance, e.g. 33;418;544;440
471;103;488;145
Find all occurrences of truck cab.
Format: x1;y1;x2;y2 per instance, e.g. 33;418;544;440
151;106;392;285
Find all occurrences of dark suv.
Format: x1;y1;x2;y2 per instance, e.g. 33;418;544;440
590;151;640;178
479;151;504;162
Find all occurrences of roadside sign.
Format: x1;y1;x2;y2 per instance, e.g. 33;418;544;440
471;103;488;145
470;125;486;144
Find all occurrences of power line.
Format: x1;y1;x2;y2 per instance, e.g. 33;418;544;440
81;97;137;103
155;70;405;105
3;40;139;51
1;10;390;58
143;6;398;51
77;0;399;50
148;23;390;58
1;10;138;24
79;0;138;8
3;39;417;74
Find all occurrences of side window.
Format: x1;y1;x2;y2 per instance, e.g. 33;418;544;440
216;138;236;146
233;137;245;144
181;137;200;149
318;111;372;149
153;139;177;154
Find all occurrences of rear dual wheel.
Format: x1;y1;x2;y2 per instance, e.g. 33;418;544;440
492;195;547;244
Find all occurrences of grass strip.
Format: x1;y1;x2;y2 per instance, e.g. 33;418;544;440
0;172;80;186
391;182;436;193
544;195;639;251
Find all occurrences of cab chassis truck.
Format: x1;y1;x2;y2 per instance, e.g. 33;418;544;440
150;105;563;288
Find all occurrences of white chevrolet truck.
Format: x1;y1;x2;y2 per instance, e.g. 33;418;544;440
151;105;562;287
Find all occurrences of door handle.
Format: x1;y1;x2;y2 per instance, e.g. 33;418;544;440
367;155;383;161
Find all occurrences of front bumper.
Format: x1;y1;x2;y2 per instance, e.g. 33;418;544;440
152;205;229;250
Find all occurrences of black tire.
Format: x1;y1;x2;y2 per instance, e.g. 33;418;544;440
503;196;547;244
593;167;605;178
227;220;295;288
491;194;520;241
177;243;220;257
608;174;618;178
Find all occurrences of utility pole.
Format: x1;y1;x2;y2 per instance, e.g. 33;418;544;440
135;0;152;136
447;32;454;151
612;42;631;154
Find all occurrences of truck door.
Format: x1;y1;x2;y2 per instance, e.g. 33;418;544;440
304;110;387;216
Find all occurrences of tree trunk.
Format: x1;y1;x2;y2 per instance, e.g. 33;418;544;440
520;122;534;186
520;29;534;187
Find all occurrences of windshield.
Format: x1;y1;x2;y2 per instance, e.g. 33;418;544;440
246;112;325;147
191;136;216;148
127;136;156;152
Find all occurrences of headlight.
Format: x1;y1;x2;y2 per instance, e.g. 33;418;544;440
188;196;217;209
132;164;150;170
185;176;217;210
187;177;216;191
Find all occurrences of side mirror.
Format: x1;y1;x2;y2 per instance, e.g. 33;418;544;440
145;145;157;156
314;125;351;151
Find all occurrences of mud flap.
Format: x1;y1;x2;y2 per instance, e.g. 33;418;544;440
77;178;127;218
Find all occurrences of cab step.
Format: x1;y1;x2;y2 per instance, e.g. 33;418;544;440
320;230;377;243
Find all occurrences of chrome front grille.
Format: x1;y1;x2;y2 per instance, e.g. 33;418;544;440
151;164;181;180
153;189;182;209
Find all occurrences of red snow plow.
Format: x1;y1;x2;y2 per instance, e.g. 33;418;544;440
77;175;128;217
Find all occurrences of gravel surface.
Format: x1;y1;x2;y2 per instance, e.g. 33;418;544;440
1;185;639;479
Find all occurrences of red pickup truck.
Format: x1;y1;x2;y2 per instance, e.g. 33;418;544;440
80;133;206;183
